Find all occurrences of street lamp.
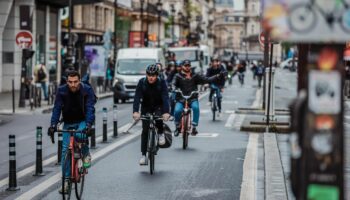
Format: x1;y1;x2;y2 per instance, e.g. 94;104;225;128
140;0;145;47
156;0;162;48
170;4;176;44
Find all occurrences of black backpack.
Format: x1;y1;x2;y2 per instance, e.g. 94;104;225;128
37;66;46;82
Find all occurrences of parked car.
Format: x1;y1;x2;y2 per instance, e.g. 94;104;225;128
113;48;166;103
280;58;298;71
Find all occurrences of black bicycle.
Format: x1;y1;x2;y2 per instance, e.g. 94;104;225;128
288;0;350;33
140;114;163;175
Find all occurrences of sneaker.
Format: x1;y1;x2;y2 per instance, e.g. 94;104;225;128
191;127;198;136
169;116;174;121
139;155;148;165
174;127;181;137
158;134;166;145
59;180;70;194
83;154;91;168
217;111;221;118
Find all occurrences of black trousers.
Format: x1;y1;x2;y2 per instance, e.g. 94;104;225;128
141;120;163;155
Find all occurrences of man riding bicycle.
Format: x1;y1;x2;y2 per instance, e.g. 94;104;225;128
133;64;171;165
172;60;226;136
48;70;96;193
207;58;227;117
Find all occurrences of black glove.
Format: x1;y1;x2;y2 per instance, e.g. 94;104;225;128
47;125;57;144
220;71;228;79
83;123;92;136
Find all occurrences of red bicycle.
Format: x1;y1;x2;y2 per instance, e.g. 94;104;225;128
55;128;88;200
175;90;198;149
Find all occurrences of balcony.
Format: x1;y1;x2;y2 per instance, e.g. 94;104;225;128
37;0;103;8
132;1;169;18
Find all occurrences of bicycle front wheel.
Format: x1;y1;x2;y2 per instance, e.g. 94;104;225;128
149;130;156;175
212;97;217;121
74;159;85;200
62;152;73;200
182;114;189;149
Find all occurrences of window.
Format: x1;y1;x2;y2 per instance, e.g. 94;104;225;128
3;52;14;64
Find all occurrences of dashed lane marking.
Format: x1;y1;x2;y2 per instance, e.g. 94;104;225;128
225;114;236;128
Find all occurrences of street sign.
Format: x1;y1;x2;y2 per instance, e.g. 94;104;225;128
16;31;33;49
262;0;350;42
259;31;270;46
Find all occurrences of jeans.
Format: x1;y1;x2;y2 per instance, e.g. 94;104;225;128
40;82;48;100
62;121;89;177
174;100;199;127
209;84;222;112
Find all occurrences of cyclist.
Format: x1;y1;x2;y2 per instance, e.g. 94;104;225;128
166;61;182;116
172;60;226;136
207;58;227;117
237;61;246;85
47;70;96;193
133;64;171;165
155;62;165;80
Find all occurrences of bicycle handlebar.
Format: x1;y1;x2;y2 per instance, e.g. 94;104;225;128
174;90;199;99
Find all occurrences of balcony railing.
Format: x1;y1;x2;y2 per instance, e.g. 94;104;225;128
132;1;169;18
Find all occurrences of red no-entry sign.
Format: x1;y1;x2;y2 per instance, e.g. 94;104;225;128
259;31;270;47
16;31;33;49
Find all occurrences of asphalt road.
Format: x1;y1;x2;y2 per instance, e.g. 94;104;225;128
1;70;265;200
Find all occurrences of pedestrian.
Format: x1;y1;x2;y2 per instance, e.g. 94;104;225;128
256;61;265;88
345;62;350;98
34;63;49;100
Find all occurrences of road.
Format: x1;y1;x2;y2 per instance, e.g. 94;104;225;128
0;69;282;200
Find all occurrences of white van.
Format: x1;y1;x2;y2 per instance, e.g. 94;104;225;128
200;45;211;73
113;48;165;103
169;46;203;74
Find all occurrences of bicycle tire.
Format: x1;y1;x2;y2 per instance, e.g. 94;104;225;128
288;3;317;33
149;129;155;174
62;152;73;200
74;158;85;200
182;114;189;149
212;96;216;121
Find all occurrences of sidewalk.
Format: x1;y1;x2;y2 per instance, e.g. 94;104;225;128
0;90;113;115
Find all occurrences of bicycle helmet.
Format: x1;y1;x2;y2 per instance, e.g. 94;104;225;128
182;60;191;66
168;61;176;67
146;64;158;75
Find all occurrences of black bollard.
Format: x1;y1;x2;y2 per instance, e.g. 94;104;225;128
7;135;19;191
113;104;118;138
102;107;107;142
33;127;45;176
56;132;62;165
90;123;97;149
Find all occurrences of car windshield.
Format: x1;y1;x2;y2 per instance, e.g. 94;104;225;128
117;59;156;75
173;50;197;61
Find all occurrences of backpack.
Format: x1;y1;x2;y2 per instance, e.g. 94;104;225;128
158;124;172;148
37;65;46;82
257;66;264;75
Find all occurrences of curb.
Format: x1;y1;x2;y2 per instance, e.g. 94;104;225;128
240;125;290;133
264;132;288;200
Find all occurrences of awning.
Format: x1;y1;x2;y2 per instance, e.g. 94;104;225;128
37;0;104;8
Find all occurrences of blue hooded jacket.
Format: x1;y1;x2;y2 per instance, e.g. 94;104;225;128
51;82;96;126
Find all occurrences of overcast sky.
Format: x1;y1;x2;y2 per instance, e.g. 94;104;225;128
233;0;244;10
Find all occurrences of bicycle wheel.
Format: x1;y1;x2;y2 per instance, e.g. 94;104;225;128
288;4;316;33
149;130;155;174
182;114;188;149
62;152;73;200
212;96;216;121
74;158;85;200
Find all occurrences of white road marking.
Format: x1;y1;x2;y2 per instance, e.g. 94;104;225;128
224;110;236;114
252;88;262;108
200;109;210;114
15;126;141;200
0;123;132;189
225;114;236;128
191;133;219;138
240;134;258;200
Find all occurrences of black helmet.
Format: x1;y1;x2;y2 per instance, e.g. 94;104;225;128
146;64;158;75
182;60;191;66
168;61;176;66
